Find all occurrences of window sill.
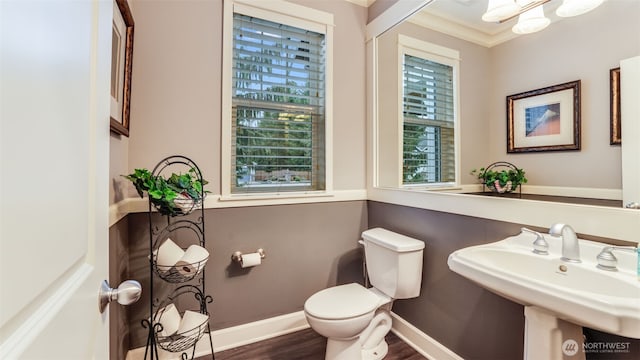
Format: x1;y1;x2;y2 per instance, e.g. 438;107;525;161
219;190;333;202
217;189;367;207
113;190;367;220
401;183;462;192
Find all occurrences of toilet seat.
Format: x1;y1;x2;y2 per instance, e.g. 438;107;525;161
304;283;380;320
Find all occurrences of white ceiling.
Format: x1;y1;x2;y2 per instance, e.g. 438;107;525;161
347;0;568;47
411;0;565;48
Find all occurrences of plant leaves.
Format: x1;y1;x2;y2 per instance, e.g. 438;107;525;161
149;189;163;199
121;166;209;216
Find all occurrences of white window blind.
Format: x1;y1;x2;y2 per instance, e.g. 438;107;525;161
403;53;455;185
232;13;326;193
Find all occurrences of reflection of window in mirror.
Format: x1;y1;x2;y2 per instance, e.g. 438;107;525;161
396;35;460;189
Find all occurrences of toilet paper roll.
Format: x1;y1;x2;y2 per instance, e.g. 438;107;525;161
175;244;210;276
156;238;185;273
240;252;262;268
155;303;181;337
177;310;209;335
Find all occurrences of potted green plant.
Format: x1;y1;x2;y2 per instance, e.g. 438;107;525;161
471;163;527;193
123;168;209;216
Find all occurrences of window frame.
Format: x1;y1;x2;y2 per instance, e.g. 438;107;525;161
397;34;461;189
221;0;334;200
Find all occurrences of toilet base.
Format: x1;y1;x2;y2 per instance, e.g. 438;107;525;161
324;338;388;360
363;339;388;360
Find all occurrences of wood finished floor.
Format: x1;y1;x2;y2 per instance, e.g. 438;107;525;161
203;328;427;360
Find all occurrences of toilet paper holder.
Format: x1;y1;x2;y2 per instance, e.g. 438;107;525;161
231;248;266;263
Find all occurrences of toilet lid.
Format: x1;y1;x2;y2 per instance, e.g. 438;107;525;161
304;283;380;320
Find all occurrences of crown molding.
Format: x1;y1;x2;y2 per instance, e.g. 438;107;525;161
344;0;377;8
408;10;518;48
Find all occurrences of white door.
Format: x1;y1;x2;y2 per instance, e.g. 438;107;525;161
1;0;112;358
621;56;640;209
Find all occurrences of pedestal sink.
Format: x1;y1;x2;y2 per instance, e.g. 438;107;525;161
447;230;640;360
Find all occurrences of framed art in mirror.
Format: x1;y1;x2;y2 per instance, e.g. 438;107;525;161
110;0;134;137
610;67;621;145
507;80;581;153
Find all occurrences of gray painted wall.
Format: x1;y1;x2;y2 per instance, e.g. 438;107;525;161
111;200;640;358
124;201;367;349
368;201;526;359
368;201;640;360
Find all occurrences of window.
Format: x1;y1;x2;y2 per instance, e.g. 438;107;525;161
223;2;333;197
400;36;459;187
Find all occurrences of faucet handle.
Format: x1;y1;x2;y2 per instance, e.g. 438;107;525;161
596;246;636;271
521;227;549;255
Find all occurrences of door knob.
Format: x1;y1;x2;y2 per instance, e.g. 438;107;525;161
99;280;142;313
625;202;640;209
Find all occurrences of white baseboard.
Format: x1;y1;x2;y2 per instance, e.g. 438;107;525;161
125;311;309;360
125;335;214;360
390;312;463;360
125;311;463;360
211;311;310;352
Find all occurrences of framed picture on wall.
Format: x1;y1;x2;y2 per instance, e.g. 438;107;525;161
506;80;581;153
110;0;134;137
610;67;621;145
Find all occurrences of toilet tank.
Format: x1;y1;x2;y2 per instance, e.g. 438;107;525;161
362;228;425;299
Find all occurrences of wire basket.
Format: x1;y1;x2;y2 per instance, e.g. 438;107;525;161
154;309;209;353
486;182;513;194
147;156;208;217
477;161;524;196
150;193;204;217
172;193;204;215
153;256;209;283
151;220;208;283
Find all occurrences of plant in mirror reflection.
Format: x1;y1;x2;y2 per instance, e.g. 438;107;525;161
471;165;527;193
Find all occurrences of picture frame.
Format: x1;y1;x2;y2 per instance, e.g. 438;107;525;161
110;0;134;137
610;67;621;145
506;80;581;153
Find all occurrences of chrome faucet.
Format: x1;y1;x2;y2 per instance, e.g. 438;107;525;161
549;223;581;263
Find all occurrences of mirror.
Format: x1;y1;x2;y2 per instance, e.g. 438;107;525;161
373;0;640;208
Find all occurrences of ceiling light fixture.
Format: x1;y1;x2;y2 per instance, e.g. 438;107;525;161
556;0;605;17
482;0;606;34
481;0;521;22
512;1;551;34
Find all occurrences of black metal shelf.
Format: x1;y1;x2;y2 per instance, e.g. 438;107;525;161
142;155;214;360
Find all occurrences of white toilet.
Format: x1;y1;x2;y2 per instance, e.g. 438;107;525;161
304;228;425;360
